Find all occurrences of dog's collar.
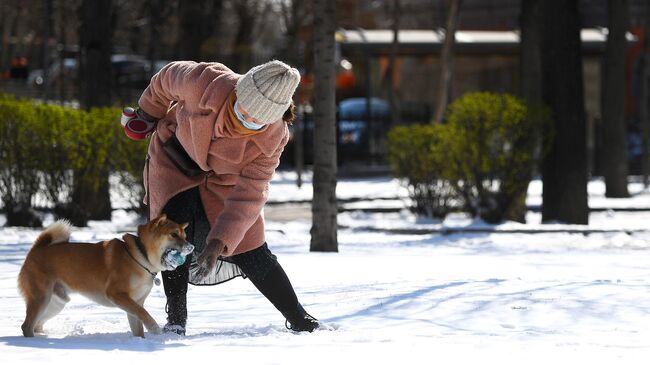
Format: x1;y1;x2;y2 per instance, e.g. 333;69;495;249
132;235;150;263
122;235;160;285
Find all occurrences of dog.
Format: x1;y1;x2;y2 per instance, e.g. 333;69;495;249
18;214;194;338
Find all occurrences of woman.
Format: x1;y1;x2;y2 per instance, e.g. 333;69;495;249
122;60;318;335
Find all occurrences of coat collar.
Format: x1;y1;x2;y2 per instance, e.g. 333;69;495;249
198;71;240;112
197;68;288;162
212;99;288;162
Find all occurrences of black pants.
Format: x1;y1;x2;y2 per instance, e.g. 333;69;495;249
160;187;301;323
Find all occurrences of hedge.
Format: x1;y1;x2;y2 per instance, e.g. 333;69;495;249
0;94;149;226
387;92;550;223
386;123;456;218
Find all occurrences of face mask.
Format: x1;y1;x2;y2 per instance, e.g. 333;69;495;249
234;101;264;130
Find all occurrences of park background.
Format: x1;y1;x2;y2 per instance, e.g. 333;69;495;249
1;0;650;363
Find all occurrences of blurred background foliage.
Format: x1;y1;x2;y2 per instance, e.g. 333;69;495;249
387;92;550;223
0;94;147;226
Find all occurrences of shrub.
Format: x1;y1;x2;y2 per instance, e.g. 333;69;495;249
440;92;548;223
34;103;82;219
0;96;149;226
387;92;549;223
387;124;457;219
0;96;43;226
66;107;123;224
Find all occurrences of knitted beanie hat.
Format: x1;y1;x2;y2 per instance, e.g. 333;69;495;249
235;60;301;124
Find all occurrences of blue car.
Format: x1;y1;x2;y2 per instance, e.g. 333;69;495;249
337;97;390;161
280;97;392;167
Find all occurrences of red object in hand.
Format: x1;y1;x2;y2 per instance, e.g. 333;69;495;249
121;107;157;140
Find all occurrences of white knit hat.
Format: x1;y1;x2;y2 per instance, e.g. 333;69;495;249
235;60;301;124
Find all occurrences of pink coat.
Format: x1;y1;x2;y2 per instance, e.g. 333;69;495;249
138;61;289;256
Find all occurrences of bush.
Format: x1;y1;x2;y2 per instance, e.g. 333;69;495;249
0;95;149;226
441;92;548;223
387;124;457;219
387;92;549;223
34;103;84;221
0;96;44;226
65;107;124;224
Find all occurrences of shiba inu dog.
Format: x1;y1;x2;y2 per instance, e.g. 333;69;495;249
18;214;194;338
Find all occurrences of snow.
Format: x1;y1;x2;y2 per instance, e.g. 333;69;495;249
2;172;650;364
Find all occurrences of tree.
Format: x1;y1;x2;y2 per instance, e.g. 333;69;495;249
147;0;174;77
51;0;79;102
177;0;223;61
540;0;588;224
383;0;401;127
519;0;543;184
232;0;260;73
2;3;33;74
433;0;462;123
76;0;114;223
79;0;113;108
519;0;542;105
310;0;338;252
0;2;9;71
601;0;630;197
280;0;310;188
640;3;650;187
41;0;53;96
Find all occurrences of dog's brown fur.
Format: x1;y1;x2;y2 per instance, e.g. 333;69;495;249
18;214;191;338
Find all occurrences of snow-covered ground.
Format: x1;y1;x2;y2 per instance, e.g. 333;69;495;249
1;172;650;364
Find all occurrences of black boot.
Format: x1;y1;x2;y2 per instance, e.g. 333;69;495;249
282;303;320;332
246;261;320;332
160;187;205;335
164;294;187;335
161;256;191;335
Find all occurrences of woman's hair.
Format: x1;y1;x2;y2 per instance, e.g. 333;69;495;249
283;103;296;125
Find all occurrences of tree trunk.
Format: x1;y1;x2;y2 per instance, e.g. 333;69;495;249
77;0;113;223
177;0;203;60
281;0;305;187
41;0;53;96
232;0;256;73
601;0;630;197
57;1;69;102
540;0;589;224
177;0;222;61
280;0;301;67
641;23;650;188
0;2;9;71
310;0;338;252
519;0;542;104
384;0;401;127
79;0;113;108
147;0;162;78
433;0;461;123
2;4;22;73
514;0;543;224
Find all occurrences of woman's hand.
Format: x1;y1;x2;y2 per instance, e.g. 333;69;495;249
195;239;227;279
120;107;158;140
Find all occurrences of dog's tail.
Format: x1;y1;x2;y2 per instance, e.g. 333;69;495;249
32;220;72;249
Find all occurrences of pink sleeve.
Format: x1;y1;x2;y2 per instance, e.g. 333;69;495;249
138;61;233;119
207;133;289;254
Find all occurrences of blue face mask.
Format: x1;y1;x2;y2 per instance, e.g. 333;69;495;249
234;101;264;130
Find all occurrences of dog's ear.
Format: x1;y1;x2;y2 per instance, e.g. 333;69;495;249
181;222;189;230
152;214;167;225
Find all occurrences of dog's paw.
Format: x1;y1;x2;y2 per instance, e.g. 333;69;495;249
148;323;162;335
21;323;35;337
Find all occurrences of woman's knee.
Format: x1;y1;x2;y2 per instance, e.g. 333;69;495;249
230;243;278;282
